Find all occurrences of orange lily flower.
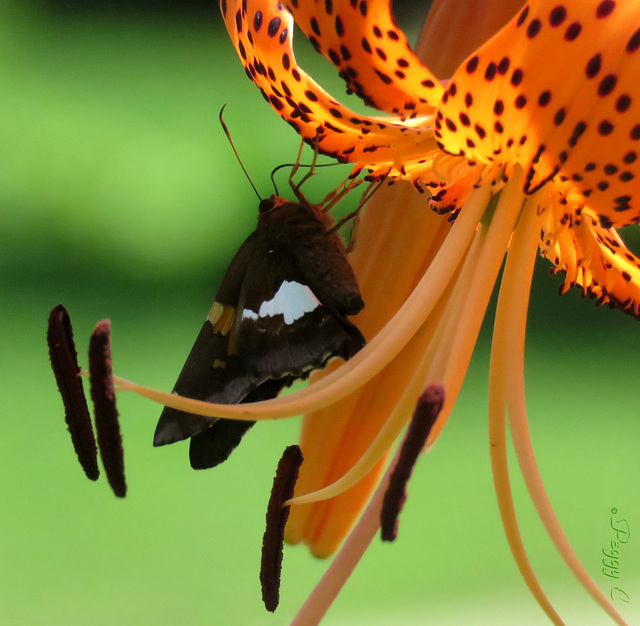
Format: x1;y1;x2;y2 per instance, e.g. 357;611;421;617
114;0;639;623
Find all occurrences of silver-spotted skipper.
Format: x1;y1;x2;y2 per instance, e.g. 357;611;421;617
153;112;367;469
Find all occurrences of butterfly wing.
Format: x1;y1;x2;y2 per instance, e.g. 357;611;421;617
188;233;364;469
153;233;267;447
234;226;365;379
188;377;290;469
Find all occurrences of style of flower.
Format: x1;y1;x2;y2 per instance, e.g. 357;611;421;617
105;0;639;623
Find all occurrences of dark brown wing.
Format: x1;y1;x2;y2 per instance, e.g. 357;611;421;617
234;231;364;379
153;234;266;446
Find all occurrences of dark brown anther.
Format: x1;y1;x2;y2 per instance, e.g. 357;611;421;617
380;383;445;542
260;445;303;612
89;320;126;498
47;304;99;481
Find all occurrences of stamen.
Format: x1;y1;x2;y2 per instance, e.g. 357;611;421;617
428;165;527;445
47;305;99;481
380;383;444;541
261;445;303;613
89;321;126;498
488;198;564;625
501;214;629;625
493;196;627;626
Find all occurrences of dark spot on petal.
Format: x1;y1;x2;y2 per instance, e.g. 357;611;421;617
627;28;640;53
517;5;529;26
511;68;523;86
527;18;542;38
538;91;551;107
598;74;617;96
466;56;479;74
549;5;567;26
375;69;392;84
615;94;631;112
553;108;566;125
497;57;510;75
596;1;616;19
598;120;614;135
484;62;497;81
267;17;281;37
586;54;602;78
253;10;263;31
564;21;582;41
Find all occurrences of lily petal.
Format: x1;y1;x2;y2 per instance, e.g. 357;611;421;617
436;1;640;225
282;0;441;114
221;0;438;175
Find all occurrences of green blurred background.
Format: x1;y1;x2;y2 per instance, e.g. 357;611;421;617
2;2;639;624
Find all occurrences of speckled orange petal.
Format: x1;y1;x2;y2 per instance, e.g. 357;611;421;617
220;0;438;174
542;206;640;318
435;0;640;227
282;0;441;114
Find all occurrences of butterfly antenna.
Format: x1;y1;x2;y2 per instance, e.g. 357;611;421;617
219;105;262;202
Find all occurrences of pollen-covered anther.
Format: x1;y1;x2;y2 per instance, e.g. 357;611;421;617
380;383;445;542
261;445;303;612
89;320;126;498
47;305;99;481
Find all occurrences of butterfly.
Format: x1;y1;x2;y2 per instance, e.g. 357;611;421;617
153;111;371;469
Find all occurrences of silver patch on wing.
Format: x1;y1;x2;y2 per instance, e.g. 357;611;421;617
241;280;320;325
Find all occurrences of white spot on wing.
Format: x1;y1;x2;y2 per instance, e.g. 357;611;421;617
241;281;320;324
